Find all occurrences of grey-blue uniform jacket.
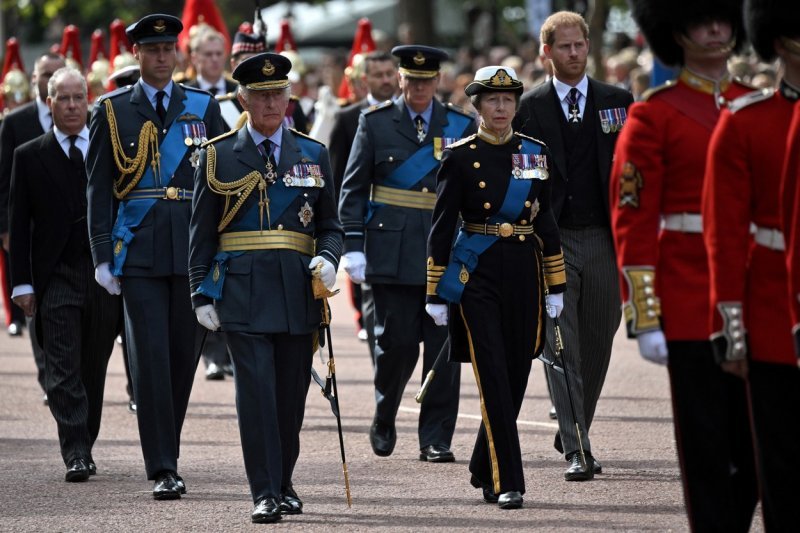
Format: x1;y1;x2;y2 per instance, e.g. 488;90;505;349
189;126;343;334
338;98;476;285
87;82;224;276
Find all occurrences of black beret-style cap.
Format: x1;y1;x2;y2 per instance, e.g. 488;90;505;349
232;52;292;90
391;45;448;79
126;14;183;45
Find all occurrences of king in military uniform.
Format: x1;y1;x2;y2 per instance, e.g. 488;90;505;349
188;52;342;524
86;14;224;499
338;45;477;462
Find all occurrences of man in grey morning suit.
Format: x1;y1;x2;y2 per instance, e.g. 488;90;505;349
338;45;476;462
513;11;633;480
189;52;342;524
86;14;224;499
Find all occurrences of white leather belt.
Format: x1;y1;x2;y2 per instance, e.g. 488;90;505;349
661;213;703;233
753;226;785;251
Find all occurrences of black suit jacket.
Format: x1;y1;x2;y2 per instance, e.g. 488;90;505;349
513;78;633;222
329;98;368;196
9;131;83;296
0;101;45;233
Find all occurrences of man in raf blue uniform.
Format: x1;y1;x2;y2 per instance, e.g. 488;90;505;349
189;52;342;524
86;14;224;500
338;45;476;461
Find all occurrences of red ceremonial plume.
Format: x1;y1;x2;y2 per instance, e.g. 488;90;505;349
179;0;232;54
59;25;83;70
274;19;296;53
338;18;377;100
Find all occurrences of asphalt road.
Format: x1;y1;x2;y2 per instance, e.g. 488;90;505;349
0;275;765;531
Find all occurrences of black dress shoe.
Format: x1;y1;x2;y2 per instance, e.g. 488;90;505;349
87;461;97;476
152;471;181;500
419;444;455;463
222;364;234;376
252;497;282;524
564;452;594;481
279;486;303;515
205;363;225;380
470;475;498;503
548;405;557;420
65;458;90;482
175;474;186;494
369;417;396;457
498;491;523;509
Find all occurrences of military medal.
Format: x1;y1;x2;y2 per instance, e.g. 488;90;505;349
284;164;325;187
182;123;193;145
189;147;202;169
600;109;611;133
298;201;314;227
433;137;458;160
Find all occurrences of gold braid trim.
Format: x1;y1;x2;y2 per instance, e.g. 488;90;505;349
104;99;161;200
205;144;266;232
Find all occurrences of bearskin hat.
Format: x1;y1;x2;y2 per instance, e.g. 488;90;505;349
746;0;800;62
630;0;746;66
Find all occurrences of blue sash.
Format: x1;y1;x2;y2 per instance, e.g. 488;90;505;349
436;139;541;304
197;132;323;300
111;90;210;275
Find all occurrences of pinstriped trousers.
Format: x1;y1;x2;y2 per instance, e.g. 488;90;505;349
39;255;121;465
544;226;621;457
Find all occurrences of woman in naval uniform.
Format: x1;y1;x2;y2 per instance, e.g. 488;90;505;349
425;66;566;509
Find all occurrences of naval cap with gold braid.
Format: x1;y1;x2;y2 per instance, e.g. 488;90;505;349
232;52;292;91
465;66;523;96
392;45;448;79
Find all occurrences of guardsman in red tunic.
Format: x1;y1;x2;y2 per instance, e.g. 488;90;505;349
704;2;800;530
782;101;800;359
610;1;758;530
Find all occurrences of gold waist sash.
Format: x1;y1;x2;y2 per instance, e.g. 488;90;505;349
218;230;315;255
371;184;436;210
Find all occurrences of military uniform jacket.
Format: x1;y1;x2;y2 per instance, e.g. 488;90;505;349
704;84;798;365
87;81;224;277
189;126;343;335
338;97;477;285
426;131;565;362
783;101;800;350
610;70;752;341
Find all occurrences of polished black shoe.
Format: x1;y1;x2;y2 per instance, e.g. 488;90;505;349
205;363;225;380
419;444;455;463
592;456;602;474
252;497;282;524
498;491;523;509
175;474;186;494
564;452;594;481
7;321;22;336
87;461;97;476
279;487;303;515
369;417;396;457
152;471;182;500
470;475;498;503
222;363;234;376
548;405;557;420
65;458;90;482
127;399;137;414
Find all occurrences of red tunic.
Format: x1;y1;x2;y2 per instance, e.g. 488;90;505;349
782;101;800;338
610;70;752;341
704;87;796;365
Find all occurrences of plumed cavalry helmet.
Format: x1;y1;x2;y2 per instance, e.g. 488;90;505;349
630;0;746;66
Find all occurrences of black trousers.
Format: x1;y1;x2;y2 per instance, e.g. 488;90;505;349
201;330;231;368
226;331;313;503
39;257;120;465
748;360;800;532
372;283;459;448
667;341;758;532
121;275;199;479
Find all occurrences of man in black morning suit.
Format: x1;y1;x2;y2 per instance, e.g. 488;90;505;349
189;52;342;524
513;11;633;481
9;66;121;482
86;14;224;499
0;52;65;393
339;45;476;462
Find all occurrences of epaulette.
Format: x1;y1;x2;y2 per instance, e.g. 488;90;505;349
290;95;300;102
289;127;326;146
728;88;775;114
641;80;677;102
364;100;393;114
201;128;238;148
446;102;475;119
183;84;214;97
95;85;133;103
514;131;547;147
446;133;477;149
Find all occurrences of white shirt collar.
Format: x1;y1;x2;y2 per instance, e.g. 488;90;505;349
36;98;51;130
197;75;226;94
552;75;589;102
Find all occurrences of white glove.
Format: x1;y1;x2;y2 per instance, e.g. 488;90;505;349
545;293;564;318
95;262;121;295
309;256;337;289
342;251;366;284
637;329;668;365
195;304;221;331
425;303;448;326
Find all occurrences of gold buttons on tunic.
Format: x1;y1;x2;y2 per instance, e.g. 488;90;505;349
483;202;491;209
473;162;481;169
277;224;284;230
388;156;394;162
469;144;477;149
478;181;486;188
422;187;429;193
518;235;526;241
519;220;527;225
525;200;532;207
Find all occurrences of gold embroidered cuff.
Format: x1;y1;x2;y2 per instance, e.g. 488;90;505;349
426;257;446;296
622;267;661;336
543;252;566;287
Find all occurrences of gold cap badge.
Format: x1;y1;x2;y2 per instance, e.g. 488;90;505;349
489;69;512;87
413;52;426;66
153;20;166;33
262;60;276;76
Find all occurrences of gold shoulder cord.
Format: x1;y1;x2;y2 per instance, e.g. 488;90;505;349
104;99;160;199
205;144;268;232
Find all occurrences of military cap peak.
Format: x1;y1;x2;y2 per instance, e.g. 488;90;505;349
392;45;448;79
233;52;292;91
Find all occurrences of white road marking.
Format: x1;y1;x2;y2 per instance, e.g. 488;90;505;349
398;405;559;429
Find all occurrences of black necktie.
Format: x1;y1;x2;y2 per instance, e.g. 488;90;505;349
566;87;581;124
414;115;426;143
68;135;84;169
155;90;167;123
208;87;218;96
